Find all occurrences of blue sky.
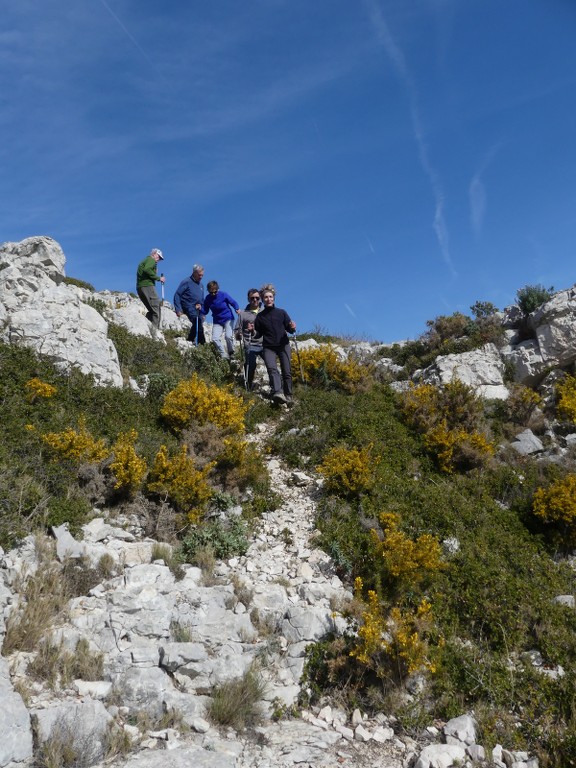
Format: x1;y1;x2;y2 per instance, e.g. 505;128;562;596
3;0;576;342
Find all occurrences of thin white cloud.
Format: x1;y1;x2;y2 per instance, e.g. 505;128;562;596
344;303;357;319
469;142;502;238
364;0;456;277
96;0;152;63
364;233;376;254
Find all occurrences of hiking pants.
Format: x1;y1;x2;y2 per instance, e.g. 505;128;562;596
186;315;206;345
262;343;292;396
137;286;161;328
212;320;235;359
245;345;263;389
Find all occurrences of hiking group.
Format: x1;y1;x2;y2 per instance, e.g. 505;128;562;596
136;249;297;406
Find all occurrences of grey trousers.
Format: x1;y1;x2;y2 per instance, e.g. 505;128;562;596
137;286;161;328
262;344;292;396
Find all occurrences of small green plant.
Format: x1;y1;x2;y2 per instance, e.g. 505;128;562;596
207;666;267;730
516;284;554;315
180;517;250;562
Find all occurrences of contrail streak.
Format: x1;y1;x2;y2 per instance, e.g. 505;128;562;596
97;0;152;63
365;0;456;277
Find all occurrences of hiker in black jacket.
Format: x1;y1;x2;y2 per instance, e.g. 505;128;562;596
252;285;295;405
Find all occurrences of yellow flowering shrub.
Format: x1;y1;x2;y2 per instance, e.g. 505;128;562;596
109;429;147;492
533;475;576;533
215;437;270;492
556;375;576;423
147;444;215;523
292;344;367;392
371;512;444;585
506;384;542;425
424;420;495;473
401;382;494;472
42;417;108;464
402;379;483;432
401;383;438;431
349;577;435;678
25;377;57;402
161;374;247;434
316;444;375;497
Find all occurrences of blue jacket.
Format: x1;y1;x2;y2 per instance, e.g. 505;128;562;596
202;290;239;325
173;275;204;318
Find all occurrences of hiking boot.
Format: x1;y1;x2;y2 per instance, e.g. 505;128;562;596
285;395;294;408
272;391;287;404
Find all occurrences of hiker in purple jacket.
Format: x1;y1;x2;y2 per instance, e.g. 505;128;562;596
202;280;240;359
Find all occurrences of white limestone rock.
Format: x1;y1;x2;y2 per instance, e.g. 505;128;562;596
422;343;508;400
0;657;33;766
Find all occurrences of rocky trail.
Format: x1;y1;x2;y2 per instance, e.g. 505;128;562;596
1;415;414;768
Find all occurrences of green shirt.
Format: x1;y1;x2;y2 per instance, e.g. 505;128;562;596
136;256;161;289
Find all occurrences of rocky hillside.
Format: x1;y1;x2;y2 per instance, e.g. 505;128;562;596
2;237;576;768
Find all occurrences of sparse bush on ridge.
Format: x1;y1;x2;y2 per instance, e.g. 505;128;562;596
516;283;554;315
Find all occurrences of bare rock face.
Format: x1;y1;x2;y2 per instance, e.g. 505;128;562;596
0;236;123;386
501;286;576;386
421;343;509;400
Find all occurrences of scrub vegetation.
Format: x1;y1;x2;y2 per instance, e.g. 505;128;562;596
3;289;576;764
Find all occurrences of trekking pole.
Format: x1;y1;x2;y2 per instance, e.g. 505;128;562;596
239;333;249;391
160;273;165;304
292;332;306;385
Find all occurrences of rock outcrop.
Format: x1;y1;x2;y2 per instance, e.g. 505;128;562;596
0;237;123;386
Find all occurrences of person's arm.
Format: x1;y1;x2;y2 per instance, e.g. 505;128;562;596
173;282;184;314
284;310;296;333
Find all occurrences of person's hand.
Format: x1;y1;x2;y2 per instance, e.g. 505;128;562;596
176;311;182;318
160;275;165;284
247;322;254;331
195;303;201;310
289;321;296;332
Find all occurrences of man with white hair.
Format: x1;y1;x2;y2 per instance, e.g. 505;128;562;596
136;248;165;328
174;264;206;344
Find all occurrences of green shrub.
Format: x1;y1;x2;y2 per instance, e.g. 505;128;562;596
180;517;249;562
63;276;95;291
516;284;554;314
